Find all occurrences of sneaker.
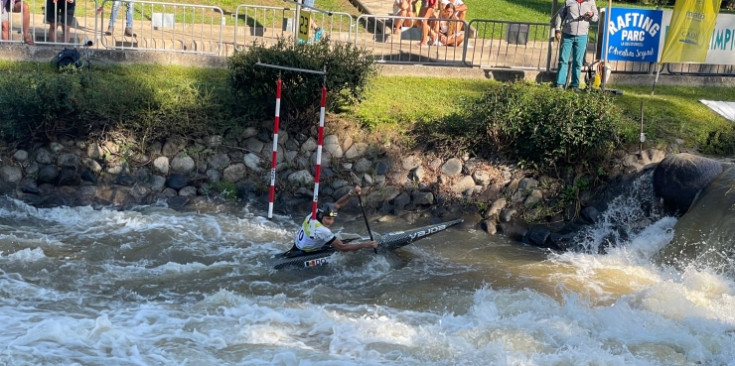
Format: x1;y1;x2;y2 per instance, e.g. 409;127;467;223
555;84;564;90
572;87;582;93
434;41;443;47
314;28;324;41
124;27;133;37
105;26;114;36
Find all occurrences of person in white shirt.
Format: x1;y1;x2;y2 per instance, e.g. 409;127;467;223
294;185;378;252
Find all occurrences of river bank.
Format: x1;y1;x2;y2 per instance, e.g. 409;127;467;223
0;114;674;250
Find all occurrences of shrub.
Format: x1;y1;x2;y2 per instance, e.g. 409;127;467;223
414;82;623;174
228;37;377;133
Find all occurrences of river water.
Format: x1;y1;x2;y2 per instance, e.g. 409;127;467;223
1;191;734;365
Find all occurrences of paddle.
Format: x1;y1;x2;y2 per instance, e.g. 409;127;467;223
356;193;377;254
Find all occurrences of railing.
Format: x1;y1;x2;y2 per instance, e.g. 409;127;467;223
95;0;225;54
233;3;354;50
354;15;467;66
4;1;735;77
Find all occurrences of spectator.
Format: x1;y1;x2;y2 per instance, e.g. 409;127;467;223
105;1;134;37
1;6;7;41
418;3;464;47
414;0;438;31
440;0;466;20
553;0;598;92
392;0;417;35
46;0;76;42
2;0;35;44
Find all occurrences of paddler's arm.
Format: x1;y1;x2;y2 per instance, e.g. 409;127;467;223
330;237;378;252
334;185;362;210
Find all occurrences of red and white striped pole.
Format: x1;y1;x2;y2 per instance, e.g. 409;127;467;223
309;84;328;234
267;78;282;219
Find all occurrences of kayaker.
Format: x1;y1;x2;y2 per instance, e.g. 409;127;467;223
293;185;378;252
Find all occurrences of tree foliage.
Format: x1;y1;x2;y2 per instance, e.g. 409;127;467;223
228;37;377;133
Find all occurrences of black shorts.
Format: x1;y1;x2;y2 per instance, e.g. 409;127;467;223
45;0;75;25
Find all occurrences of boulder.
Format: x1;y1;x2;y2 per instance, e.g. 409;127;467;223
653;153;726;213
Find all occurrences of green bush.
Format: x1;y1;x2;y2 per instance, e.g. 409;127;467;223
228;37;376;133
414;82;623;174
0;63;237;146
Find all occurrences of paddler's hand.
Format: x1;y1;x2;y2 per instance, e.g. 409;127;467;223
354;185;362;196
363;240;378;249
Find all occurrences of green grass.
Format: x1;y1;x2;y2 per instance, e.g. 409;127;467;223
613;85;735;150
352;75;735;154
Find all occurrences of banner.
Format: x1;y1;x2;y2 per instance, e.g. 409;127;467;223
603;8;663;62
660;0;721;63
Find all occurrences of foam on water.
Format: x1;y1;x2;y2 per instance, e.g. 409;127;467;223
2;198;735;365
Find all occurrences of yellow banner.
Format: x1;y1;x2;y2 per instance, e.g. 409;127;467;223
661;0;721;63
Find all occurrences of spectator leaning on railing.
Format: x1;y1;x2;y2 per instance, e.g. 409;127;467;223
553;0;598;92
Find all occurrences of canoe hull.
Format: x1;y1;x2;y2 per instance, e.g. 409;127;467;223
271;218;463;269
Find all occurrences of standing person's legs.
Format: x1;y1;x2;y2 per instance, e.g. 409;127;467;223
569;34;588;89
45;0;58;41
107;1;121;34
1;8;8;41
11;1;34;44
555;33;573;88
125;1;133;29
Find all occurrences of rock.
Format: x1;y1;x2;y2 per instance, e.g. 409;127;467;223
376;161;390;175
402;155;422;170
162;136;186;156
166;174;189;190
441;158;463;176
171;154;196;174
484;197;507;218
653;153;725;213
37;165;59;184
300;137;318;153
35;149;53;165
81;170;97;184
57;153;79;168
243;153;262;172
153;156;170;175
13;150;28;162
205;135;223;148
344;143;368;160
244;137;265;155
450;175;476;194
1;166;22;184
412;191;434;205
524;189;543;207
393;192;411;212
523;225;550;247
480;218;497;235
82;158;102;174
472;170;492;186
207;153;230;170
323;135;343;158
179;186;198;197
500;208;517;223
223;163;247;183
288;169;314;186
518;177;538;190
353;158;372;173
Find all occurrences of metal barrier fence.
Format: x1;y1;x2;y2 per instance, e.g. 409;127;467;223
95;0;225;54
4;1;735;77
353;15;467;66
233;4;354;51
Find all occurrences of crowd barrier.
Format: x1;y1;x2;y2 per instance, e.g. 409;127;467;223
3;1;735;77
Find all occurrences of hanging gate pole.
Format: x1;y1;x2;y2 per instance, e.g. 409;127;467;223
308;84;327;235
267;77;282;219
255;61;327;220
